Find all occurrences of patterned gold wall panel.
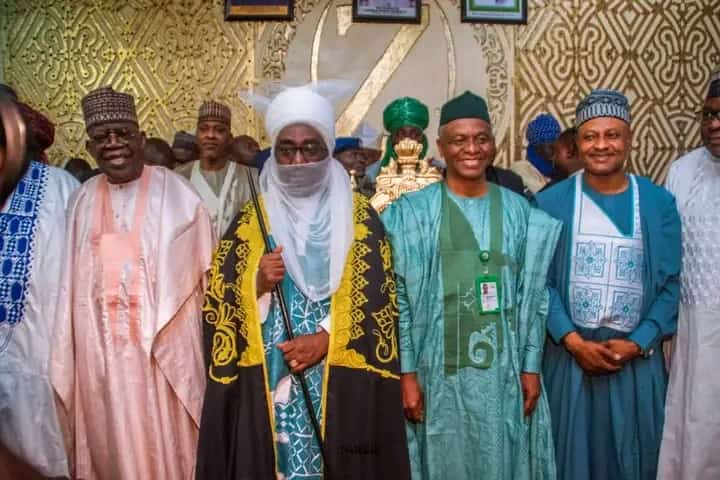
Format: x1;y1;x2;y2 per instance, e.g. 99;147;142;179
1;0;257;166
517;0;720;182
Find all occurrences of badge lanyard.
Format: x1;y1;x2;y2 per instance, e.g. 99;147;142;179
440;183;507;372
476;249;501;315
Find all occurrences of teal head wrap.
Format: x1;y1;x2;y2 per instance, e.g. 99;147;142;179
381;97;429;166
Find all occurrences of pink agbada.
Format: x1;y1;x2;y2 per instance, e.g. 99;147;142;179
51;165;214;479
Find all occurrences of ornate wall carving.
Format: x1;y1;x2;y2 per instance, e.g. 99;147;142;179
2;0;257;165
1;0;718;181
516;0;720;180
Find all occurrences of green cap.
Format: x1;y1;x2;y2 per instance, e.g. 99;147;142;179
439;91;491;126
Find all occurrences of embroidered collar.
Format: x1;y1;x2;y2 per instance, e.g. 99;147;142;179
0;161;48;351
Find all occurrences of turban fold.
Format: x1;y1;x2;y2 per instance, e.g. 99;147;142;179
381;97;429;166
264;86;336;153
575;89;630;128
383;97;429;133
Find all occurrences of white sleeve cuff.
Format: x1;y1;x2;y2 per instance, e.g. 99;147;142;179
258;293;271;324
319;315;331;333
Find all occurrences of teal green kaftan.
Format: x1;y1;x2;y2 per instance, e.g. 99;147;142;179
381;182;561;480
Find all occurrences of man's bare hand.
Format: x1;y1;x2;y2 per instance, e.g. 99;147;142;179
256;246;284;297
520;372;541;417
603;338;642;364
564;332;622;375
277;331;329;374
400;373;424;423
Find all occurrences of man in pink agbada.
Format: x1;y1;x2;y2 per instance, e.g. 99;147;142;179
50;86;215;479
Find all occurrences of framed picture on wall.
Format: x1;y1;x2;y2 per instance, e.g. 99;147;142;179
461;0;527;24
225;0;294;21
352;0;421;24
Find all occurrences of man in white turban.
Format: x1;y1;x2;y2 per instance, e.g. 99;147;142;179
196;84;410;480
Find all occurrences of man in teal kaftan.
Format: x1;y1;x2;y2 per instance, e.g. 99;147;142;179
381;91;561;479
535;89;681;480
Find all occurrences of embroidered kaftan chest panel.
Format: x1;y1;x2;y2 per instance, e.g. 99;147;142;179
568;175;644;332
0;163;47;353
681;213;720;309
570;241;644;332
679;158;720;309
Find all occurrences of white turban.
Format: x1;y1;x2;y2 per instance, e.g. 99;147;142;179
259;84;353;302
265;86;336;155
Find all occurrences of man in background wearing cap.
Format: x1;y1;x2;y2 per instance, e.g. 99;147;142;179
381;97;430;167
229;133;261;167
144;137;176;169
658;67;720;480
553;127;581;178
51;86;215;479
196;84;409;480
0;89;78;478
334;135;381;197
512;113;562;194
172;129;198;164
535;89;680;480
382;90;561;479
176;100;258;238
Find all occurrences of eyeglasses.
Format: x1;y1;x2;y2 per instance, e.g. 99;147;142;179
275;143;327;160
696;109;720;124
89;128;140;146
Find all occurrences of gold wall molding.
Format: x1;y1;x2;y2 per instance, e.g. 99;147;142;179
327;4;433;137
260;0;321;79
1;0;718;181
268;0;512;163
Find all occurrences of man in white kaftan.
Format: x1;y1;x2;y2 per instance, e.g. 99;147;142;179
658;66;720;480
0;97;79;477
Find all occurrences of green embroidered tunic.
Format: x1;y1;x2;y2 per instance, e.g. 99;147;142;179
382;182;561;479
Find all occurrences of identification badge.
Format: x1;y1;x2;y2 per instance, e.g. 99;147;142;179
475;275;501;314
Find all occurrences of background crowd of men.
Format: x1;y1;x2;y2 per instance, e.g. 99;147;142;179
0;64;718;480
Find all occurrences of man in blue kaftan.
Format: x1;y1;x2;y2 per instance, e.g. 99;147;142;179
382;91;561;479
535;89;681;480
